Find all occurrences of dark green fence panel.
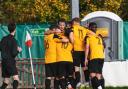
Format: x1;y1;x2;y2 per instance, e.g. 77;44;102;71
123;22;128;59
0;23;50;59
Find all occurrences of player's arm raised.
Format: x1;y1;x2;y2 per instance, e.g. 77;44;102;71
54;35;69;43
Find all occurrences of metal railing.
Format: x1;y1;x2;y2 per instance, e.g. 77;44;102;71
0;59;45;88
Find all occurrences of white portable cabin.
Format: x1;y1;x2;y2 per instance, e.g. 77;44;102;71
81;11;123;61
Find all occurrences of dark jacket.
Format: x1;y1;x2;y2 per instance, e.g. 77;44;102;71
0;34;18;60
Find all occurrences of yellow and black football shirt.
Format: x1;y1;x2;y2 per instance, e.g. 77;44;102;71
44;34;57;64
86;34;105;60
72;24;91;51
54;33;73;62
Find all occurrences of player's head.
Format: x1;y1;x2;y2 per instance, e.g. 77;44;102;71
71;17;81;25
58;18;66;31
49;25;56;31
66;21;72;28
55;25;61;34
8;22;16;33
88;22;97;33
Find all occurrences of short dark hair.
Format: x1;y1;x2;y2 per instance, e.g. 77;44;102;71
58;18;66;24
49;25;59;30
72;17;81;23
88;22;97;28
66;21;72;25
49;25;55;30
8;22;16;33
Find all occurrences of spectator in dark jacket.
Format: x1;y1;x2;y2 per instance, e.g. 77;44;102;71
0;22;22;89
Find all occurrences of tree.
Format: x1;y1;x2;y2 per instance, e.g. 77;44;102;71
34;0;70;22
119;0;128;20
0;0;36;23
79;0;123;19
0;0;126;23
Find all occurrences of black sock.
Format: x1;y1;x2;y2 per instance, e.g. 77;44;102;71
84;70;90;82
99;78;105;89
60;78;66;89
1;82;8;89
45;79;51;89
75;72;80;85
67;76;75;88
91;77;99;89
54;79;60;89
13;80;19;89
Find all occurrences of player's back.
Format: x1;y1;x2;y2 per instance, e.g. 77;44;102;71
86;34;105;60
0;34;18;60
73;25;89;51
44;34;57;64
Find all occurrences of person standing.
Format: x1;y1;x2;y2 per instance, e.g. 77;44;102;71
0;22;22;89
71;17;91;88
44;25;58;89
84;22;105;89
44;25;69;89
55;19;74;89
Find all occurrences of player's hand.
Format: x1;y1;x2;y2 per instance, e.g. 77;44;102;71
55;29;61;33
17;47;22;52
61;38;69;42
85;59;88;67
83;65;88;70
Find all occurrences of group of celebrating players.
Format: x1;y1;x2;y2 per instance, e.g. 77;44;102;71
44;17;105;89
0;17;105;89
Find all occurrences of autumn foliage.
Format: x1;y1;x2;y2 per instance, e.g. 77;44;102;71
0;0;127;23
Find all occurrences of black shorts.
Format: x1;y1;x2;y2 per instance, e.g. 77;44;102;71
73;51;85;67
45;63;57;77
88;59;104;74
1;59;18;78
57;61;74;77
